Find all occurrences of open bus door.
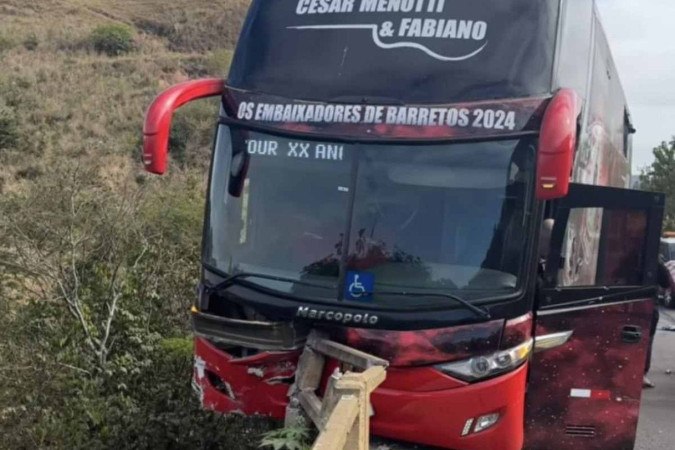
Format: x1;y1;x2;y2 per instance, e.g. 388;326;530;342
526;183;664;450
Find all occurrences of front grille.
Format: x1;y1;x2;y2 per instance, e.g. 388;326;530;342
565;425;596;438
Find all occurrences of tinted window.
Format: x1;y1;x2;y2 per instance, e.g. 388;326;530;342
559;208;648;287
229;0;560;103
205;125;537;308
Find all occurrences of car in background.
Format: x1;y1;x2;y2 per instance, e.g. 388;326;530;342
659;234;675;308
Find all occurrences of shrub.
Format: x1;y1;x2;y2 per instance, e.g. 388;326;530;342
15;166;43;180
23;34;39;51
89;24;135;56
0;166;274;448
168;100;220;171
206;48;233;76
0;34;14;53
0;105;19;150
260;427;312;450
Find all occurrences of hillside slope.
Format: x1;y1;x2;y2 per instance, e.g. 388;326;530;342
0;0;248;191
1;0;249;51
0;2;279;449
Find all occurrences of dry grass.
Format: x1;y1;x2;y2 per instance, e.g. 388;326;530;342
0;3;261;446
0;0;245;192
0;0;250;50
82;0;251;51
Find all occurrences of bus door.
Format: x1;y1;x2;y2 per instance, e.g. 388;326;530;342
525;183;664;450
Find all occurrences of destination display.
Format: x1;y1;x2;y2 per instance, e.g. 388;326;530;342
237;101;517;130
228;0;560;104
223;88;549;140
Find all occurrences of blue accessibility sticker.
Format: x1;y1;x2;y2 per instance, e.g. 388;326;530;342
345;271;374;302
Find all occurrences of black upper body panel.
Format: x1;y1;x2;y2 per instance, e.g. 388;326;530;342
228;0;560;104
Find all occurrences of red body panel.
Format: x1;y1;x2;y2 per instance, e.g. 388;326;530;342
193;338;299;419
525;300;653;450
371;364;528;450
380;366;468;392
330;318;504;367
502;313;534;349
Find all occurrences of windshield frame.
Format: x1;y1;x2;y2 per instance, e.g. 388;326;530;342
201;120;541;313
218;115;540;146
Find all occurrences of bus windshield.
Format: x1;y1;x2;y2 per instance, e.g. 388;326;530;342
205;126;536;309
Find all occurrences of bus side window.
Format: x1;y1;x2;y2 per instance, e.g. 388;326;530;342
558;207;648;287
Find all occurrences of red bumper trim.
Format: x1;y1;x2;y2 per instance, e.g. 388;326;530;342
371;363;528;450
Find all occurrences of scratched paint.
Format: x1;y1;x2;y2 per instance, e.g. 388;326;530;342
192;337;299;419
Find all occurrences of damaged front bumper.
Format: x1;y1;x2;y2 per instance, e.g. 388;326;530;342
191;309;307;418
192;337;300;419
191;307;309;351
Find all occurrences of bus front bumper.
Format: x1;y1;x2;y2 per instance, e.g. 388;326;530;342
370;363;528;450
193;337;527;450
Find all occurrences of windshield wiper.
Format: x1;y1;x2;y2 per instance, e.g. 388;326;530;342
205;271;490;320
373;290;492;320
205;272;337;295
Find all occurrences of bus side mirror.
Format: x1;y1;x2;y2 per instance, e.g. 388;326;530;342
536;89;580;200
142;78;225;175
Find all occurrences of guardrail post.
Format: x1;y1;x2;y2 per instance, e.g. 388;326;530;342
285;331;388;450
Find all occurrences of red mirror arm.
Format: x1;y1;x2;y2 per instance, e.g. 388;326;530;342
143;78;225;175
536;88;581;200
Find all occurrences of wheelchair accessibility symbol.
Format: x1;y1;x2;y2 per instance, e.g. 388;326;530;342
345;271;374;301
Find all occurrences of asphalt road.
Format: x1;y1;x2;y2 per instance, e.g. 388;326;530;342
635;307;675;450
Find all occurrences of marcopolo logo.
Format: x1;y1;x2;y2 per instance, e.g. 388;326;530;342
296;306;380;325
291;0;489;62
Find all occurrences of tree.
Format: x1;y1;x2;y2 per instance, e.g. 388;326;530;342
0;163;273;448
0;165;145;370
640;138;675;230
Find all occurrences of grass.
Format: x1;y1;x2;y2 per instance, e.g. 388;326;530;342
0;1;268;448
0;0;245;192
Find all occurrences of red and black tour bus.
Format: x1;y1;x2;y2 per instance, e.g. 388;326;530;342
142;1;665;449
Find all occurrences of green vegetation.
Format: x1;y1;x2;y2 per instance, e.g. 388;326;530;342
0;1;267;448
0;34;14;54
89;24;135;56
259;427;313;450
0;104;19;151
22;33;39;51
641;138;675;230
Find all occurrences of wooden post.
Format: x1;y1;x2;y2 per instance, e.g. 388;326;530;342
286;331;388;450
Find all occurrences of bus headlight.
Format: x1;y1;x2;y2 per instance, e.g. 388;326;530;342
435;339;533;382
